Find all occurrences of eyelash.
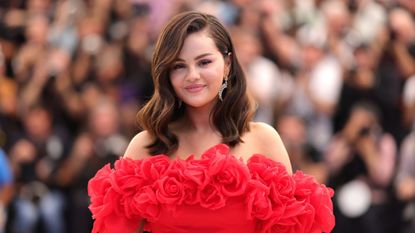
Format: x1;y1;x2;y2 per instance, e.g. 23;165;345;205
172;64;185;70
199;59;212;66
172;59;212;70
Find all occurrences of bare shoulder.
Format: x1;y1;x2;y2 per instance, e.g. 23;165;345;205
123;130;154;160
249;122;293;174
249;122;279;138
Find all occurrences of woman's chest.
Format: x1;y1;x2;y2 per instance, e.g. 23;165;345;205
170;132;259;163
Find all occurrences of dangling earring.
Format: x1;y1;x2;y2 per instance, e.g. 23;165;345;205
218;77;228;102
177;99;182;108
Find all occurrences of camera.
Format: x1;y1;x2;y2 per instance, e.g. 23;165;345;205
358;126;371;137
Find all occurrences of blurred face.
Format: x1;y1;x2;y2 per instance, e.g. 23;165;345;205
24;107;51;140
346;107;377;137
354;47;375;69
389;9;415;44
169;29;230;109
233;31;260;67
26;15;49;44
277;116;307;146
89;102;119;138
28;0;51;12
302;45;323;69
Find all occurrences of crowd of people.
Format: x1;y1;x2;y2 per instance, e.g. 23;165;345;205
0;0;414;232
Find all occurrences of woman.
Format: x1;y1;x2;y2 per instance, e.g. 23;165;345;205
88;11;334;233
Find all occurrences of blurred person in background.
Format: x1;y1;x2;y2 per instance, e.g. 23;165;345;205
0;45;20;152
286;23;343;154
320;0;354;70
122;8;153;103
120;9;154;139
0;1;26;79
402;74;415;129
325;101;397;233
397;0;415;14
395;120;415;233
13;13;50;85
373;7;415;144
92;44;125;100
395;123;415;233
231;27;294;125
276;114;328;184
57;98;128;233
333;44;383;132
256;0;300;71
349;0;387;49
0;148;13;233
7;104;70;233
396;31;415;230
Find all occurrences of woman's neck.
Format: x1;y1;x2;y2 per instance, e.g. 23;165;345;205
183;103;216;133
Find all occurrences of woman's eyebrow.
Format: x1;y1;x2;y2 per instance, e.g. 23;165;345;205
175;53;213;62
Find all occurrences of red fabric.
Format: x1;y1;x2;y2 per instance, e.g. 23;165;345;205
88;144;335;233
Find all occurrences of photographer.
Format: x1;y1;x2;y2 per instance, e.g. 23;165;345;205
324;101;397;233
56;98;128;233
395;125;415;233
7;105;70;233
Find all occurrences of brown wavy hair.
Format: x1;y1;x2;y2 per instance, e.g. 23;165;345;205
137;11;254;155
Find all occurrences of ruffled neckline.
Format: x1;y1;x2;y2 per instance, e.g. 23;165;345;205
88;144;335;233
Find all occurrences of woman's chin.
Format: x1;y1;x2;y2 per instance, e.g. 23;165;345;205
183;99;218;110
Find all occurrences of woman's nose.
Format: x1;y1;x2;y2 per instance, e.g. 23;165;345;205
185;66;200;82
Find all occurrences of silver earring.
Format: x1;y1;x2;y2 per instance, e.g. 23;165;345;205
218;78;228;102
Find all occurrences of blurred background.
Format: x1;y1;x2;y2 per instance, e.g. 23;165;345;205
0;0;415;232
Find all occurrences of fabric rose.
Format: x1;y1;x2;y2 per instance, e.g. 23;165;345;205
140;155;170;182
209;155;250;196
113;158;146;192
246;180;273;220
268;166;295;204
184;155;210;188
199;183;226;209
261;200;314;233
183;179;201;205
112;158;160;220
247;155;295;203
293;171;335;233
156;174;185;206
131;186;161;221
247;155;281;185
167;159;187;177
88;164;141;233
89;165;113;216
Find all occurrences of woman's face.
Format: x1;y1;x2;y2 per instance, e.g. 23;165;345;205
169;29;230;110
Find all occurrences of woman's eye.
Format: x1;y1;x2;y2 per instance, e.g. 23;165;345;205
199;59;212;66
172;63;185;70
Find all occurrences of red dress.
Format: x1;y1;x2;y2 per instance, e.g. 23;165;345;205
88;144;335;233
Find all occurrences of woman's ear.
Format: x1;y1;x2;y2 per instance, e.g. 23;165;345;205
224;52;232;77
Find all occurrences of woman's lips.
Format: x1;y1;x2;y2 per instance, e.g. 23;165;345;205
185;84;206;93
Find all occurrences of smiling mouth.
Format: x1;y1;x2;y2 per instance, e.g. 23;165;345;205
185;84;206;93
